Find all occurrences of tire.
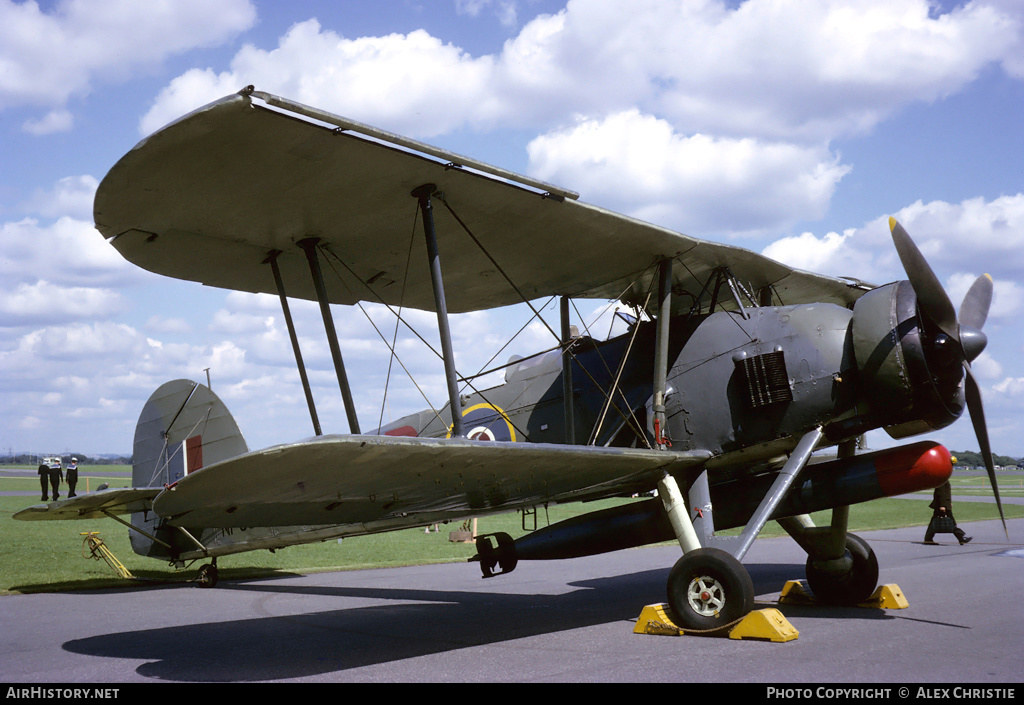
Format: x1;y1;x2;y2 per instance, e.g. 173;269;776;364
805;533;878;605
667;548;755;633
197;563;219;588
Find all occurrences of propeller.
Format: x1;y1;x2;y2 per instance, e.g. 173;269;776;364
888;218;1005;536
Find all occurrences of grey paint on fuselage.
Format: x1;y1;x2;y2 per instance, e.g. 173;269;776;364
381;301;857;474
381;314;700;449
665;303;855;460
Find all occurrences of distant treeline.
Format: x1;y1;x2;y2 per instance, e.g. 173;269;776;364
3;454;131;466
950;450;1024;468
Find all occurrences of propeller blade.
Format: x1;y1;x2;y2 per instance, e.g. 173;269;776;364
959;273;993;331
888;218;959;341
963;365;1007;537
888;219;1004;535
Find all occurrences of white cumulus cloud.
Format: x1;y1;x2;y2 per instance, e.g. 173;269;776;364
0;0;256;125
760;195;1024;322
137;0;1024;143
526;110;851;235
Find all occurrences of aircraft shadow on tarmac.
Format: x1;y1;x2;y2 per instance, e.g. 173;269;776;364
61;563;892;682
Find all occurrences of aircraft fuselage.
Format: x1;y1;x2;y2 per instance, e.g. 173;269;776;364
384;302;860;473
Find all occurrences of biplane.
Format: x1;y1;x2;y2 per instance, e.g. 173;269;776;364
16;86;1005;633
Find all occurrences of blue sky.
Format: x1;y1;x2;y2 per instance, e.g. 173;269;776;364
2;0;1023;458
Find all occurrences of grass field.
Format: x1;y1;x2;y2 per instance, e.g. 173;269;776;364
2;467;1021;595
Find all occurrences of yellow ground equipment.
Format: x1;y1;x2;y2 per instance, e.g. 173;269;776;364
81;532;133;580
633;603;799;641
778;580;908;609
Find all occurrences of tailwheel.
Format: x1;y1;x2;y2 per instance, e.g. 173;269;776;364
667;548;755;634
196;562;219;588
805;533;878;605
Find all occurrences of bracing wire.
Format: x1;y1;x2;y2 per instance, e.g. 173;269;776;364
439;195;665;446
377;203;424;433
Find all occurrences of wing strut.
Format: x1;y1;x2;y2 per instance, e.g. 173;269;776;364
299;238;361;434
654;256;700;549
653;258;673;449
561;297;575;444
100;510;173;550
413;184;464;438
266;250;323;436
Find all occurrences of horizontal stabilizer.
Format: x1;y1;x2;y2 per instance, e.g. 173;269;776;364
153;434;711;529
13;487;162;522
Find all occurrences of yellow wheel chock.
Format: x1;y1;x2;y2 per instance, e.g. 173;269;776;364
81;532;134;580
633;603;685;636
777;579;816;605
634;582;909;640
633;603;799;642
861;584;909;609
727;608;799;642
778;580;908;609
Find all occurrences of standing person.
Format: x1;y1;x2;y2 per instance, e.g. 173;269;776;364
65;457;79;495
924;480;972;545
66;457;79;497
38;462;49;501
44;458;62;501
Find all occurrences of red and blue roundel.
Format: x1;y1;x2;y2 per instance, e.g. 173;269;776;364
448;403;517;441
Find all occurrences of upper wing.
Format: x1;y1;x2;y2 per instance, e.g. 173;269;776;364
95;88;866;315
152;434;711;529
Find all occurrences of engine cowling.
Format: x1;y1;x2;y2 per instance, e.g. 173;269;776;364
850;280;965;438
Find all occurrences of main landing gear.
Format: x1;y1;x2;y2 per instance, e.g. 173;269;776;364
779;508;881;606
664;531;881;633
804;533;879;605
666;548;755;633
658;437;881;633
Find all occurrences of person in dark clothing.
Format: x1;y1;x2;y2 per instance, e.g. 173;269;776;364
41;460;62;501
924;480;971;545
38;463;49;501
66;457;78;497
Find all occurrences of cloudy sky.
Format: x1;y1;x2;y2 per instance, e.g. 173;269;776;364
2;0;1022;459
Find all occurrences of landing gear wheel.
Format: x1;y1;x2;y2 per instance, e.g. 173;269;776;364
196;563;219;588
805;533;878;605
667;548;755;634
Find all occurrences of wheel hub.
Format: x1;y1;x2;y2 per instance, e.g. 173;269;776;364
687;575;725;616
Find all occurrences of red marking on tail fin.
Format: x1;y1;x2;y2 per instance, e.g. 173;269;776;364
186;435;203;474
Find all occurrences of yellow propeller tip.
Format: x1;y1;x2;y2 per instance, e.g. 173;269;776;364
888;216;898;232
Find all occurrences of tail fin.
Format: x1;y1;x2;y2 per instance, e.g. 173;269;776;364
131;380;247;558
133;379;248;489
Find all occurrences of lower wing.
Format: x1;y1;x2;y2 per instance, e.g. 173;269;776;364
152;434;711;529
